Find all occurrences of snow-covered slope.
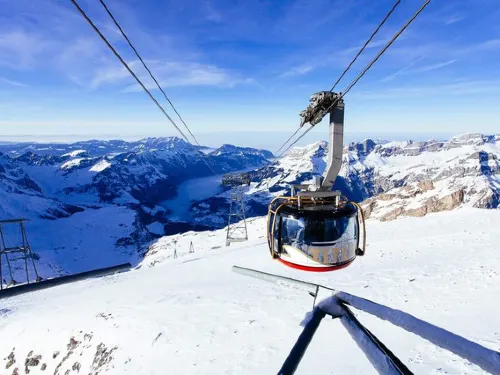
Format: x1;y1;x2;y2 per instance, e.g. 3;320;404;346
188;133;499;227
1;208;499;374
1;133;499;286
238;133;500;222
0;138;273;280
0;152;83;219
5;137;272;207
345;133;500;220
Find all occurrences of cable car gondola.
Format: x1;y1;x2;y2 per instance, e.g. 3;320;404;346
267;92;366;272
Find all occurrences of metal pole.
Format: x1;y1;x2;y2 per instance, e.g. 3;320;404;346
338;304;412;374
21;221;40;281
239;186;248;240
21;222;30;284
0;263;131;300
0;224;2;290
0;226;15;284
232;266;335;295
226;195;233;246
335;292;500;375
322;99;344;188
277;308;327;375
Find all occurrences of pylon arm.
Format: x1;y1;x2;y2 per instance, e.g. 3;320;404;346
322;99;344;188
298;91;344;190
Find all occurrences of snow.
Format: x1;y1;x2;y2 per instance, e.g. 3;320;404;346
27;206;138;276
62;149;86;157
1;208;499;374
89;159;111;172
60;158;84;170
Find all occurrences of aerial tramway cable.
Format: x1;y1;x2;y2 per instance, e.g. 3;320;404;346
275;0;432;158
273;0;402;156
70;0;218;174
275;127;301;155
330;0;402;92
97;0;202;148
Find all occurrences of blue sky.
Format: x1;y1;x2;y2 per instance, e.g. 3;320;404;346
0;0;499;148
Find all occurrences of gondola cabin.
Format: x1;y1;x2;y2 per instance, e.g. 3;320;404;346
267;91;366;272
267;195;365;272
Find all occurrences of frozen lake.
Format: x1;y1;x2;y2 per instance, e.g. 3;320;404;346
161;174;225;221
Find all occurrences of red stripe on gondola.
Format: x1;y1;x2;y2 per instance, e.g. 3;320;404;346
276;257;355;272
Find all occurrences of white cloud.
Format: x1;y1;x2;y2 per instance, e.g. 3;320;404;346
0;0;242;91
0;31;51;69
380;57;425;83
444;14;465;25
416;59;456;72
357;80;500;100
279;65;314;78
203;0;222;22
0;77;27;87
89;59;250;90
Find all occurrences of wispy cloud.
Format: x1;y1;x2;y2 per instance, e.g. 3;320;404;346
0;31;51;69
415;59;456;72
0;0;239;91
445;14;465;25
357;80;500;100
203;0;222;22
89;59;252;90
380;57;425;83
279;65;314;78
0;77;27;87
380;58;457;83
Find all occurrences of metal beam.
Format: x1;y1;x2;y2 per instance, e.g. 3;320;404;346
334;292;500;375
322;99;344;188
233;266;500;375
277;308;327;375
0;263;131;300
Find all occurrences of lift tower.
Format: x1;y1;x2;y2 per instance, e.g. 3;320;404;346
222;173;251;246
0;219;41;289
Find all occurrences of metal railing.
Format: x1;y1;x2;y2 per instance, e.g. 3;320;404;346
233;266;500;375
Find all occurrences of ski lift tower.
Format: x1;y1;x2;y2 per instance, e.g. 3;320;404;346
222;173;251;246
0;218;41;289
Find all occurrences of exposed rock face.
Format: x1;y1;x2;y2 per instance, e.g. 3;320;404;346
1;133;499;229
362;187;465;221
233;133;500;223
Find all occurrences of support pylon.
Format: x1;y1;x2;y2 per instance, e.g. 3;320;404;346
222;173;251;246
172;239;178;259
0;219;41;289
189;241;195;254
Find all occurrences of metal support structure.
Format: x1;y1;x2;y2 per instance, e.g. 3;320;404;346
0;263;130;300
0;219;41;289
223;173;250;246
322;98;344;188
278;308;326;375
232;266;500;375
189;241;195;254
173;239;178;259
298;91;344;192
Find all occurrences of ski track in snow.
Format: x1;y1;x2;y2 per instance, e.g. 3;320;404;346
0;208;499;374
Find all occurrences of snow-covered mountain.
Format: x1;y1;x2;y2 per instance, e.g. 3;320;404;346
191;133;499;225
1;208;498;374
343;133;500;220
0;137;273;279
2;138;272;206
1;134;499;374
1;133;499;281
